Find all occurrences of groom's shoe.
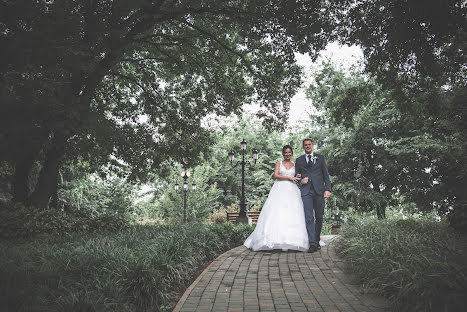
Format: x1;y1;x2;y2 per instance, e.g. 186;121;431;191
316;245;321;250
308;245;317;253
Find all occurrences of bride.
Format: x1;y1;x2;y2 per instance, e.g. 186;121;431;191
244;145;309;252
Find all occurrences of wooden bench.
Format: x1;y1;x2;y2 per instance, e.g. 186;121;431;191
226;211;261;224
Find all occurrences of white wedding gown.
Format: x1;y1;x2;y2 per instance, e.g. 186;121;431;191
244;161;309;252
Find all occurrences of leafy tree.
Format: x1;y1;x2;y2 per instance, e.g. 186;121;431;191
339;0;466;90
334;0;467;228
155;162;223;222
307;61;448;218
1;0;344;208
58;173;136;217
213;118;285;209
151;115;305;221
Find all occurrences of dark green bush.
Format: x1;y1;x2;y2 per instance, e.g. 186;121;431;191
0;223;254;311
0;204;129;238
336;218;467;311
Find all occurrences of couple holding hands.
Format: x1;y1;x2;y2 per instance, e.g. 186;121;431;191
244;138;331;253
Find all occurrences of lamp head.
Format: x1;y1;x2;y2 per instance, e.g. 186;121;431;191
228;150;235;164
241;139;247;151
181;168;190;178
252;149;259;163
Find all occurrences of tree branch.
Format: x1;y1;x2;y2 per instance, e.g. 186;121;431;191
107;71;147;92
182;19;257;77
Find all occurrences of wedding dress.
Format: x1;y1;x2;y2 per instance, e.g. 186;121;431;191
244;161;309;252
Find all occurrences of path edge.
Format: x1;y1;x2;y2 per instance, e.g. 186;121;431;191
172;245;244;312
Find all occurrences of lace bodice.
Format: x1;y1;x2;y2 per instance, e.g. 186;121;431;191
279;161;296;178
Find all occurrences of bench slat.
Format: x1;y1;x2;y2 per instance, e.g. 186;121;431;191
226;211;261;224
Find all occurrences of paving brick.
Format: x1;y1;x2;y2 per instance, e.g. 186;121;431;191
173;238;390;312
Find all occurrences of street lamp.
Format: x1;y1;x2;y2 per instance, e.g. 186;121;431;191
331;213;342;235
228;139;259;224
174;165;196;223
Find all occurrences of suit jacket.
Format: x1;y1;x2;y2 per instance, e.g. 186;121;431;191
295;153;331;196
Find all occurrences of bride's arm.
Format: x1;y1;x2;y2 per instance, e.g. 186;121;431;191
273;161;299;181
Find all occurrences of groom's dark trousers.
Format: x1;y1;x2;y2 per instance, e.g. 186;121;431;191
295;153;331;248
302;187;325;246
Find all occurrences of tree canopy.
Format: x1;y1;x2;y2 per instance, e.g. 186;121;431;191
307;62;444;218
332;0;466;228
0;0;344;207
1;0;465;229
339;0;466;90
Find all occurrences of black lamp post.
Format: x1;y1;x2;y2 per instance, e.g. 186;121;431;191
174;166;196;223
228;139;259;224
333;213;341;226
330;213;342;234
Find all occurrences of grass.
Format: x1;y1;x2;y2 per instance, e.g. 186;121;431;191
0;222;254;311
335;217;467;311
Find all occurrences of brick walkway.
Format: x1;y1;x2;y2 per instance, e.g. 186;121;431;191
174;235;390;312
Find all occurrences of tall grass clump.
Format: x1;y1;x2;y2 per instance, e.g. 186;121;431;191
335;218;466;311
0;204;130;238
0;222;253;311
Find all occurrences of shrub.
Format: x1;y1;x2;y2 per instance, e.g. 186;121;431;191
207;204;241;224
0;204;130;238
208;206;227;223
0;223;254;311
335;218;466;311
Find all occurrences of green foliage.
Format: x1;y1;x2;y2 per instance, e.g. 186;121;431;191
336;218;466;311
338;0;466;89
306;60;466;223
0;162;13;205
2;0;341;206
0;223;254;311
206;117;285;209
333;0;467;227
306;62;407;216
146;115;308;222
58;171;137;217
0;204;129;239
154;162;223;222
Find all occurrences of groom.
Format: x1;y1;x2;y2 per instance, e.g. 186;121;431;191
295;138;331;253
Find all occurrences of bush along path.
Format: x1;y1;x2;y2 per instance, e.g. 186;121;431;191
335;218;467;311
0;223;254;312
174;235;390;312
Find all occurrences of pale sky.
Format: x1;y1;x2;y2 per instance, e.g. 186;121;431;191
288;42;363;124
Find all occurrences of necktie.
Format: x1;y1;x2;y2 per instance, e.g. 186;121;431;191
307;154;311;163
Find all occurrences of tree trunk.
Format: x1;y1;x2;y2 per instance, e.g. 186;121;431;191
28;133;67;208
376;204;386;219
50;179;59;210
450;173;467;232
12;154;35;203
24;31;132;208
12;128;48;203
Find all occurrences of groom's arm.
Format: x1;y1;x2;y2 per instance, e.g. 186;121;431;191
295;158;301;174
295;157;308;184
321;156;331;196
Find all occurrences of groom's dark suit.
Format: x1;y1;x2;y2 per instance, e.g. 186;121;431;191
295;153;331;248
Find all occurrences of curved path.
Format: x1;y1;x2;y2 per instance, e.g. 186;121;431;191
174;236;390;312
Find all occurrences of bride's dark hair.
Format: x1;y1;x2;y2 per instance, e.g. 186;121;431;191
282;145;293;155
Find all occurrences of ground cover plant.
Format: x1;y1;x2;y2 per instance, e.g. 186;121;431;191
335;217;466;311
0;222;253;311
0;204;130;238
